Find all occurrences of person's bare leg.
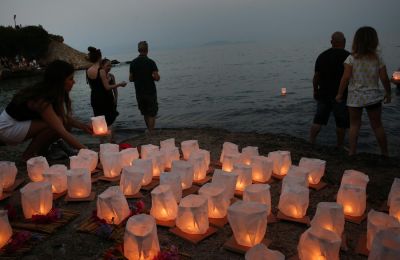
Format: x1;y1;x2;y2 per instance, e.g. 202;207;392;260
144;116;156;134
348;107;362;156
367;106;389;156
336;127;346;148
310;124;321;145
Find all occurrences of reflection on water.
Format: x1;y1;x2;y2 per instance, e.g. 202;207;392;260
1;42;399;155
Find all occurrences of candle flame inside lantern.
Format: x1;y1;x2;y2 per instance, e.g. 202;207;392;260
393;71;400;80
344;205;353;215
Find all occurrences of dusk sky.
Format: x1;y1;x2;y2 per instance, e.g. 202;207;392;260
1;0;399;54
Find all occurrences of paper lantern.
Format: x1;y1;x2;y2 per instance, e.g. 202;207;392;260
20;182;53;219
393;71;400;80
222;153;240;173
251;156;272;183
212;169;238;200
298;226;341;260
199;183;230;218
100;143;119;159
299;157;326;185
281;87;287;96
0;161;17;189
181;140;199;160
311;202;344;237
367;210;400;250
66;168;91;198
27;156;49;182
78;149;98;172
70;155;92;173
124;214;160;260
245;243;285;260
101;152;122;178
389;197;400;222
243;184;271;215
189;152;207;181
268;151;291;176
91;115;108;135
133;159;153;186
149;151;165;177
278;184;309;218
160;138;175;149
228;201;268;247
150;185;178;221
233;163;252;192
368;227;400;260
140;144;159;159
240;146;259;165
42;164;67;193
120;166;144;196
388;178;400;206
171;160;193;189
337;184;366;217
160;147;180;169
0;210;12;249
97;186;130;225
198;149;210;168
220;142;239;163
341;169;369;188
283;166;309;188
160;171;182;203
120;148;139;168
176;194;209;234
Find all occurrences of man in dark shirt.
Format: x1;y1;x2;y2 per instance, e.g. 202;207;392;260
129;41;160;134
310;32;350;147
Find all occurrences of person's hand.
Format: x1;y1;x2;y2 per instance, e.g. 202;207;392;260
81;123;93;135
335;94;343;103
384;92;391;104
119;81;127;87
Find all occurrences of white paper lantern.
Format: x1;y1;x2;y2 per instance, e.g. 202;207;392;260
150;185;178;221
100;143;119;160
120;148;139;168
199;183;230;218
160;147;180;169
228;201;268;247
70;155;92;173
42;164;67;193
189;152;207;181
243;184;271;215
340;169;369;189
97;186;130;225
220;142;239;163
367;210;400;250
240;146;259;166
140;144;159;159
120;166;144;196
299;157;326;185
311;202;344;237
392;71;400;80
171;160;193;189
233;163;252;192
245;243;285;260
212;169;238;200
176;194;209;234
368;227;400;260
181;140;199;160
160;172;182;203
388;178;400;206
101;152;122;178
389;197;400;222
0;210;12;249
298;226;341;260
160;138;175;150
198;149;210;168
66;168;92;198
78;149;98;172
132;159;153;186
278;184;309;218
124;214;160;260
337;184;366;217
20;182;53;219
27;156;49;182
268;151;291;176
283;166;309;188
251;156;273;183
91;115;108;135
149;151;165;177
0;161;17;189
222;153;240;173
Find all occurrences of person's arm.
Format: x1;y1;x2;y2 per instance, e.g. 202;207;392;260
379;66;391;104
100;69;126;91
312;72;320;100
335;64;352;102
152;71;160;81
67;115;93;135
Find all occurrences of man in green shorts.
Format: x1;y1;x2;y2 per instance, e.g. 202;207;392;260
129;41;160;134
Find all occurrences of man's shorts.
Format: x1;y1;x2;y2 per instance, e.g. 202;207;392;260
313;100;349;128
136;94;158;117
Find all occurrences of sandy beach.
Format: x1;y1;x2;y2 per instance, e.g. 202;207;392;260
0;128;399;259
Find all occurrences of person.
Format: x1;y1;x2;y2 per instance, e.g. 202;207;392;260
86;47;126;126
0;60;92;161
101;58;118;116
310;32;350;148
336;26;392;156
129;41;160;134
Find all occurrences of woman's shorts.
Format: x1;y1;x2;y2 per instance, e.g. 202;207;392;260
0;110;31;145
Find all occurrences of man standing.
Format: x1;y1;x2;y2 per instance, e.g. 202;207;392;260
310;32;350;147
129;41;160;134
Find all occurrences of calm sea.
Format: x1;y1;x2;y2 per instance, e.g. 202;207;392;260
1;41;399;155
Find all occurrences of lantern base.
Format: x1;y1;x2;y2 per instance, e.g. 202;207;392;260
65;192;96;202
3;178;24;192
379;200;389;213
169;226;217;244
140;179;160;191
182;185;200;198
267;213;279;224
98;175;121;182
125;192;144;199
209;216;228;228
223;236;271;255
271;173;286;180
276;211;310;226
156;219;176;228
308;180;328;191
344;212;367;224
253;178;274;185
193;176;212;186
53;190;67;200
355;233;369;256
0;192;11;201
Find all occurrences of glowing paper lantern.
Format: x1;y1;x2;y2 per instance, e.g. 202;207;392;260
140;144;159;159
388;178;400;206
100;143;119;159
281;87;287;96
198;149;210;168
149;151;165;177
171;160;193;189
42;164;67;193
101;152;122;178
212;169;238;200
298;226;341;260
0;161;17;189
389;197;400;221
228;201;268;247
176;195;209;234
27;156;49;182
278;184;309;218
199;183;230;218
283;166;309;188
66;168;91;198
70;155;92;173
220;142;239;163
337;184;366;217
189;152;207;181
160;138;175;150
251;156;273;183
160;171;182;203
150;185;178;221
0;210;12;249
0;185;2;199
341;169;369;188
78;149;98;172
310;202;344;237
299;157;326;185
240;146;259;165
181;140;199;160
368;227;400;260
243;184;271;215
120;166;144;196
20;182;53;219
133;159;153;186
91;115;108;135
160;147;180;169
97;186;130;225
245;243;285;260
222;153;240;173
392;71;400;80
367;210;400;250
120;148;139;168
268;151;291;176
233;163;252;192
124;214;160;260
